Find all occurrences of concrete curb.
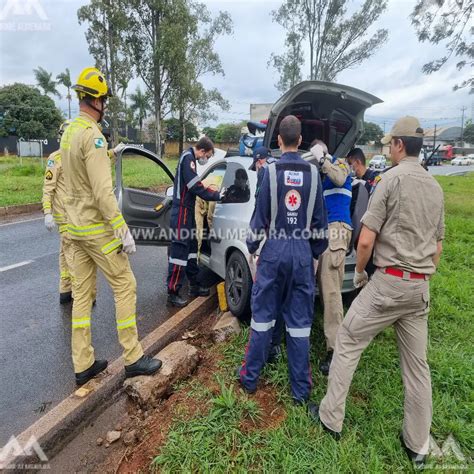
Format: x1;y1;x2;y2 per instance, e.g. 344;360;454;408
1;291;217;472
0;203;42;217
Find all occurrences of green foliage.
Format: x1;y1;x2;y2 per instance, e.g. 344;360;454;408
203;123;242;143
411;0;474;93
463;120;474;144
56;68;72;119
358;121;384;145
78;0;131;145
33;66;60;98
164;117;198;141
0;83;63;139
270;0;389;84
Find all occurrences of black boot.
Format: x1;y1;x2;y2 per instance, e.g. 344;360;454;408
304;402;341;441
189;285;210;297
319;351;333;376
167;292;188;308
75;359;108;386
125;355;162;378
60;291;72;304
400;434;427;468
267;344;282;364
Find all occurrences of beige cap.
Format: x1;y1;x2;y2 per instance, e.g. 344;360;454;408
381;116;424;144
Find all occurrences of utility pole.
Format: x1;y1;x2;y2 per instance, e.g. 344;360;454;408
433;124;437;151
460;106;467;148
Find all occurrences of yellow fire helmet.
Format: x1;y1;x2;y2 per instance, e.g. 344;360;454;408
72;67;111;100
59;119;72;136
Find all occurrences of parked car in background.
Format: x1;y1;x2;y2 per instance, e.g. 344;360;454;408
115;80;383;320
369;155;386;169
451;156;472;166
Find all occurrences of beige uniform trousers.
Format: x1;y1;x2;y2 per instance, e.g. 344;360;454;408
59;231;74;294
195;197;216;253
320;269;431;455
317;221;352;350
71;235;144;373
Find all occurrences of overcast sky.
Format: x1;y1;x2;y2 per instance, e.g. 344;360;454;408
1;0;472;131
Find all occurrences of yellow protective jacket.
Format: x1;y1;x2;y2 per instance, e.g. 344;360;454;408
60;111;128;241
42;149;69;233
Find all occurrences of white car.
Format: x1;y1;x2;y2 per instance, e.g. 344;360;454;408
115;81;382;320
369;155;386;169
451;156;472;166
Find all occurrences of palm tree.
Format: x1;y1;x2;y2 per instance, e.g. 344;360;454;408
33;67;60;98
57;68;72;119
129;86;149;142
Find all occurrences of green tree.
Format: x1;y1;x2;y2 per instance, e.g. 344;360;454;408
124;0;191;156
214;123;242;143
202;126;218;142
268;32;304;92
78;0;131;145
358;121;384;145
411;0;473;93
171;2;232;154
0;83;63;139
129;86;150;142
164;117;198;141
463;119;474;145
56;68;72;119
270;0;388;84
33;66;60;98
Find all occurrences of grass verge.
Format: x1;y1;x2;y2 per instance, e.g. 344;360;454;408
0;155;178;207
149;175;473;472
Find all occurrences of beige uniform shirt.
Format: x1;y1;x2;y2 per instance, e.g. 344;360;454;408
60;111;127;240
361;156;444;275
42;150;68;232
302;152;349;185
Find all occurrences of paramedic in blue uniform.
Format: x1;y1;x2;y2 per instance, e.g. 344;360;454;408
167;137;222;308
238;115;328;404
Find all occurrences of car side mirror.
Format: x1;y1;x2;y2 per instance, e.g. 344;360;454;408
166;186;174;197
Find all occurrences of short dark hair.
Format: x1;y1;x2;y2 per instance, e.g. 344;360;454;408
347;148;366;166
196;136;214;153
279;115;301;147
393;136;423;156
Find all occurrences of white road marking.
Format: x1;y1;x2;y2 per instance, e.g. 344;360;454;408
0;260;34;272
0;217;43;227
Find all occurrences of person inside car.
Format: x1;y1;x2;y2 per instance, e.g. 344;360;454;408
222;168;250;203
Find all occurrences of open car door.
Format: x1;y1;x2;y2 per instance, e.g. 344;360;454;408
115;145;175;246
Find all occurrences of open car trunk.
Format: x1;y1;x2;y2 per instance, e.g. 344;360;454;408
264;81;382;157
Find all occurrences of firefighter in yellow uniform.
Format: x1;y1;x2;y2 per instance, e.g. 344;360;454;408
42;121;99;305
61;67;162;385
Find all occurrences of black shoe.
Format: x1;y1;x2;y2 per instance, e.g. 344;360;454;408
75;359;108;386
400;434;427;468
189;285;210;297
125;355;162;378
167;292;188;308
267;344;282;364
319;351;333;376
305;402;341;441
60;291;73;304
235;366;256;394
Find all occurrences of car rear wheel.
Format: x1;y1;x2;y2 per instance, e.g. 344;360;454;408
225;250;252;323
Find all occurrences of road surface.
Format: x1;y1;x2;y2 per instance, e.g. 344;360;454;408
428;164;474;175
0;214;184;446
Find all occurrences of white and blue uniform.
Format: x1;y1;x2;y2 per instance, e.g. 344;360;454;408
239;152;328;402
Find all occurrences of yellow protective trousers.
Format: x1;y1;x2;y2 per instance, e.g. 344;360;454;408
70;235;143;373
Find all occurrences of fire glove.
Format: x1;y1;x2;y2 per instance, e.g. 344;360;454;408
44;214;56;232
121;229;136;255
353;269;369;289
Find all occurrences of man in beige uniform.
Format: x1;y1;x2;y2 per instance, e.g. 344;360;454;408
42;121;74;303
305;140;352;375
314;117;444;468
62;67;161;385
